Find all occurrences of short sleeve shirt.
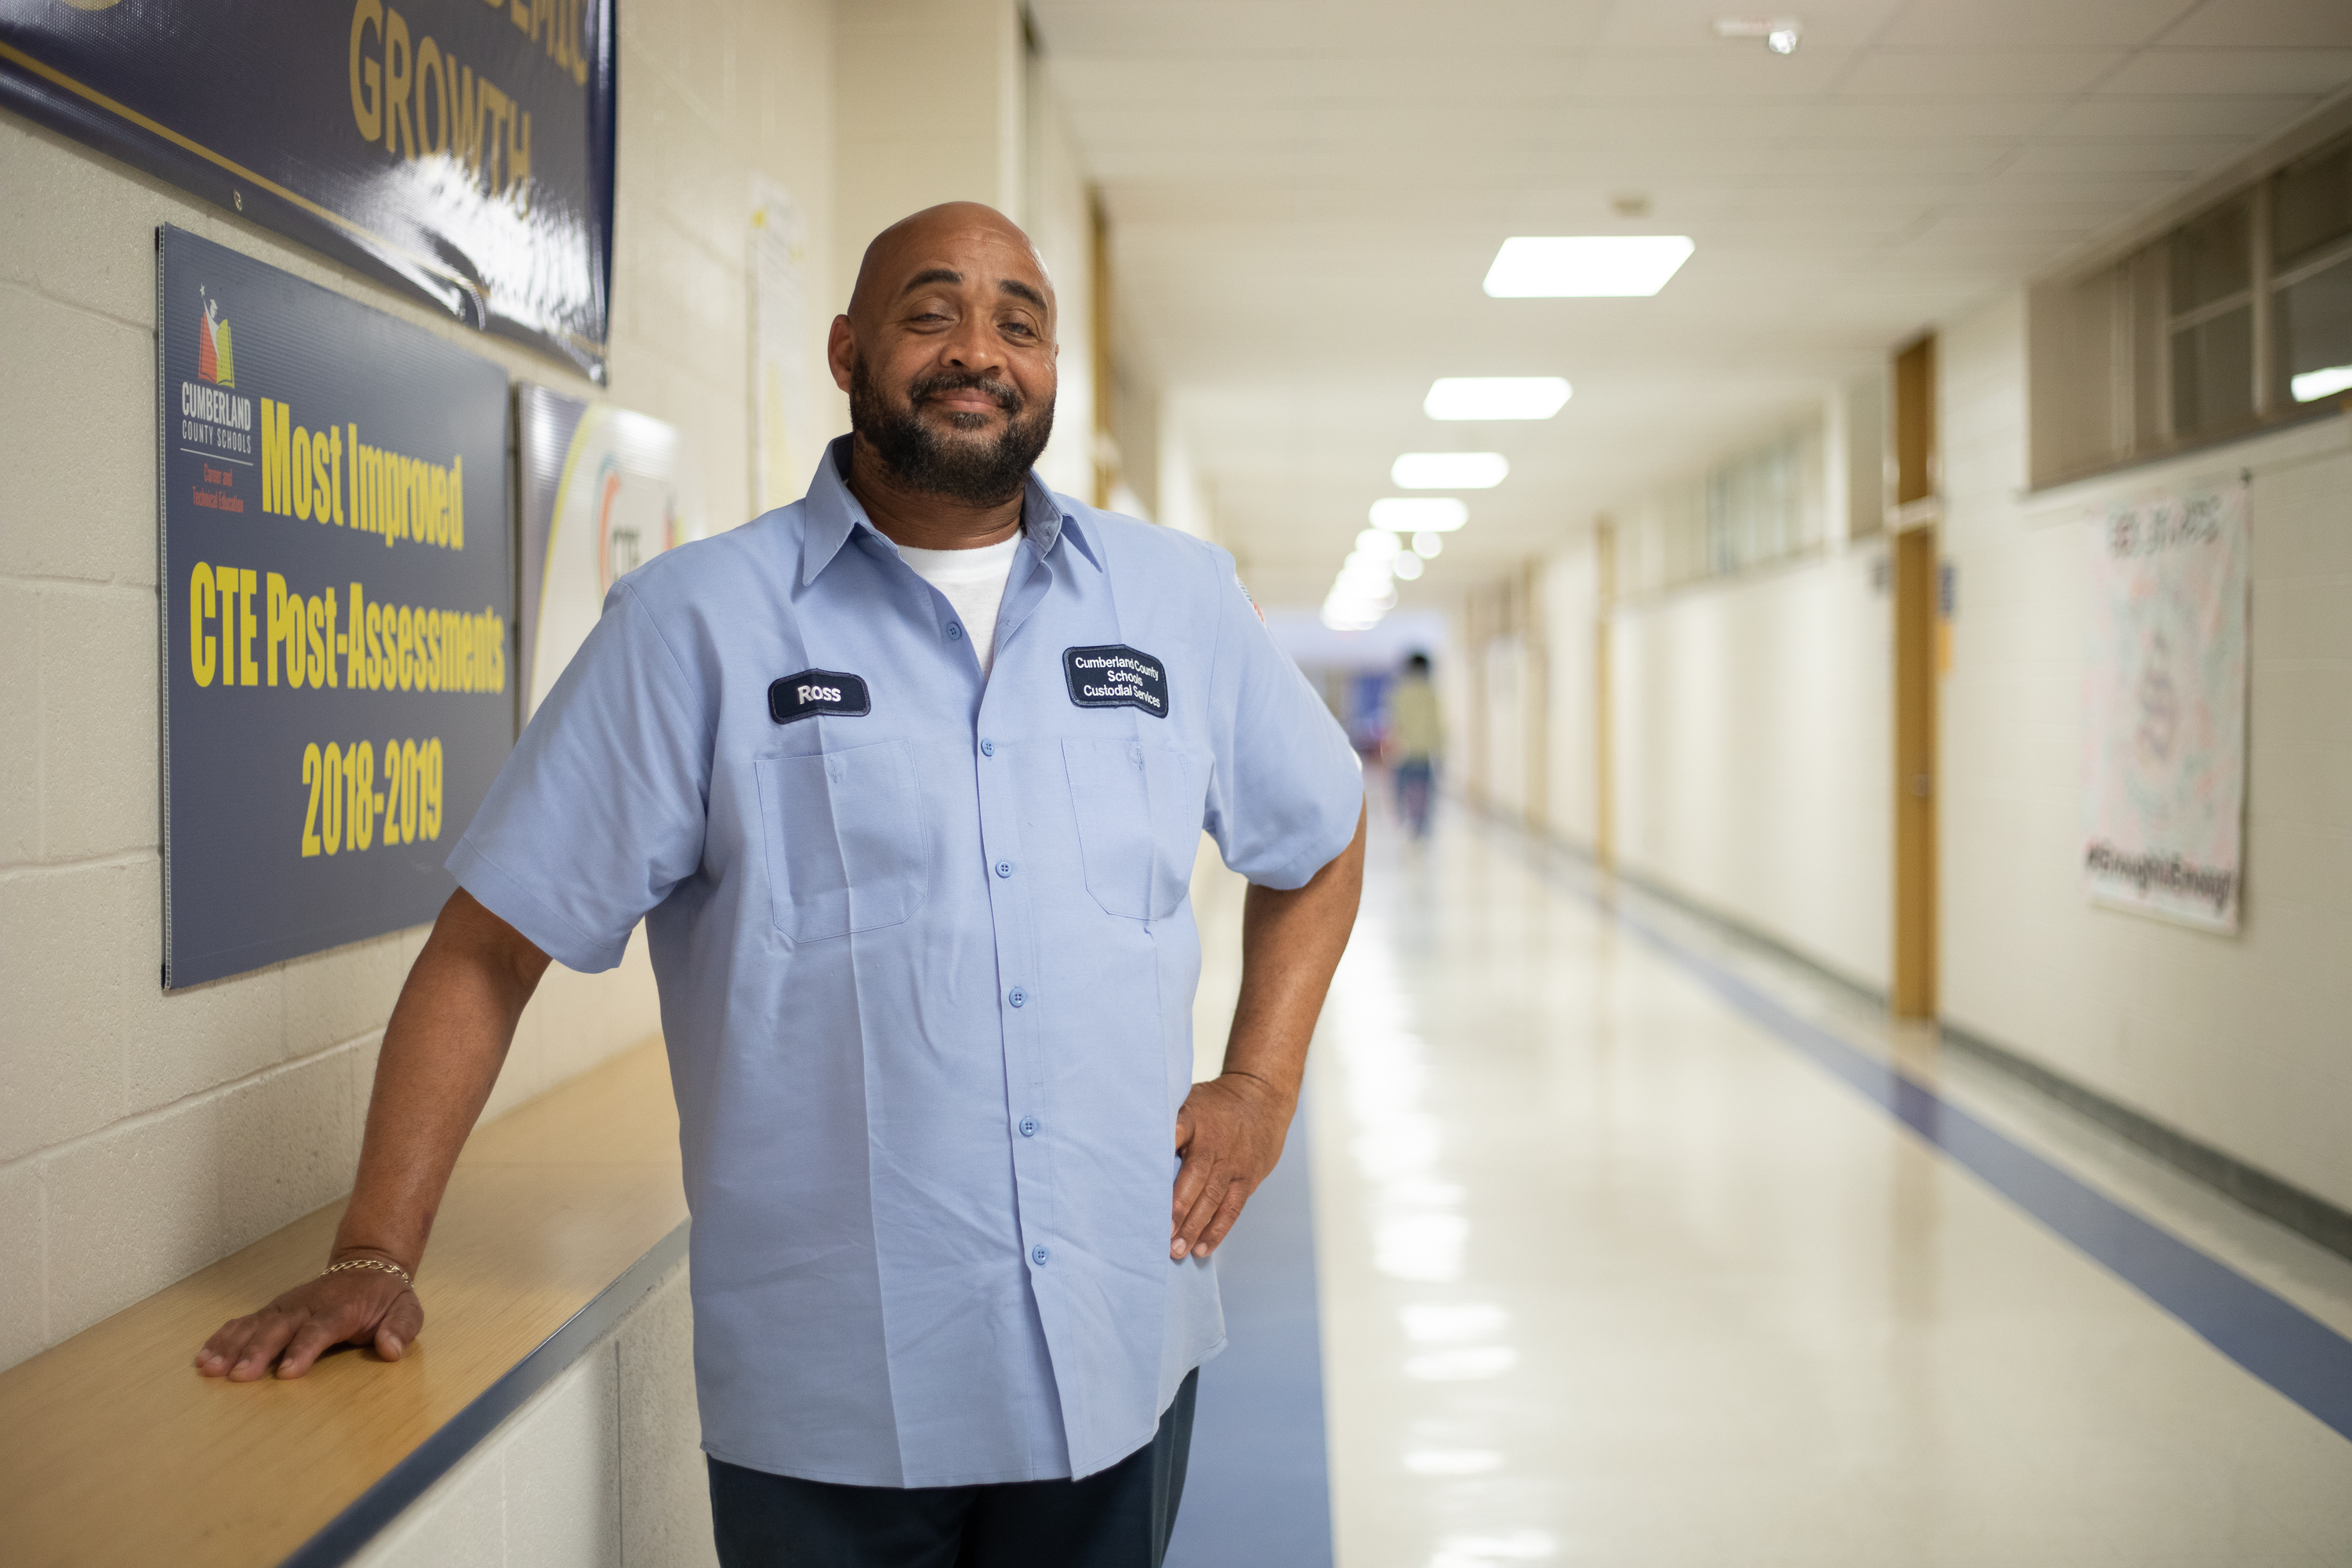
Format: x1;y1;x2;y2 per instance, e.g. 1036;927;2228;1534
448;439;1363;1486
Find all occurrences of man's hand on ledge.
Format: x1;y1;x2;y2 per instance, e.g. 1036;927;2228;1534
192;890;545;1384
195;1253;423;1381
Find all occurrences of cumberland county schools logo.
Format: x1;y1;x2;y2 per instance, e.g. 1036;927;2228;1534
198;288;235;387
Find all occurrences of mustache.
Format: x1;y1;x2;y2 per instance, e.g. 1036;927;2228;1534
908;369;1021;414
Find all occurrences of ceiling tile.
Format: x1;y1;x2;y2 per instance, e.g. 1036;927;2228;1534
1875;0;2201;49
2008;135;2257;173
1567;49;1859;97
1588;0;1913;49
2096;46;2352;93
1798;99;2078;137
1763;140;2025;176
1029;0;1612;56
1047;51;1582;107
2158;0;2352;48
1831;51;2126;96
2043;93;2320;135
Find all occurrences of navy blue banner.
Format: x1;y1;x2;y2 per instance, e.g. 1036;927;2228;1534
159;227;514;987
2;0;614;379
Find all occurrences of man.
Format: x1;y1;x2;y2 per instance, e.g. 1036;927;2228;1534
195;202;1366;1567
1387;651;1443;839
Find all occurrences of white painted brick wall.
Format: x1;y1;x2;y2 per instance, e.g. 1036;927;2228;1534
1605;546;1896;994
1938;289;2352;1212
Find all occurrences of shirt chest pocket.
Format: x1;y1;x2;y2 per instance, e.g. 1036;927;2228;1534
1062;737;1202;921
755;739;931;942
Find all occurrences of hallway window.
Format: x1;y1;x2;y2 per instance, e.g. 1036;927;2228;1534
1704;431;1813;576
2274;132;2352;406
2030;122;2352;487
2168;197;2255;436
1615;416;1832;597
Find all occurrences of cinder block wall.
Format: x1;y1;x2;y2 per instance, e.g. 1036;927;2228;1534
0;0;841;1372
1604;546;1895;996
1518;287;2352;1214
1935;291;2352;1215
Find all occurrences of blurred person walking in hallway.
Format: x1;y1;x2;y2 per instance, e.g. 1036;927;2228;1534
1387;652;1443;840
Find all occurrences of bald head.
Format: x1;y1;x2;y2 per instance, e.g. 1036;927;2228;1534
848;202;1055;332
828;203;1060;514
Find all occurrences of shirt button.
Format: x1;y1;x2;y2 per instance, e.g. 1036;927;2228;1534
1019;1117;1038;1138
947;622;963;641
1008;987;1026;1007
995;860;1014;878
979;738;995;757
1032;1246;1050;1266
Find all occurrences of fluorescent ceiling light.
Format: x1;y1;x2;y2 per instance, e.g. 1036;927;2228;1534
1392;553;1425;581
1413;531;1444;558
1370;497;1469;532
2291;365;2352;402
1483;236;1695;298
1425;377;1572;420
1392;452;1508;489
1355;528;1401;557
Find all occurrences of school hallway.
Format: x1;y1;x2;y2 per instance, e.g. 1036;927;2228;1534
1177;785;2352;1567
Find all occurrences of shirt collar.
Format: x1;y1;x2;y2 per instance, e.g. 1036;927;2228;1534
801;435;1096;587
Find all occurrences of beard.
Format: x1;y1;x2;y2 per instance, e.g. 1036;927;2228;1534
849;356;1055;507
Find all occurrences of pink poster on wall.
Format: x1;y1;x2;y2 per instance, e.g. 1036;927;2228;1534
2082;479;2249;934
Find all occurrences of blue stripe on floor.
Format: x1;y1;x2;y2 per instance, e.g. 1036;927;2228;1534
1513;829;2352;1446
1166;1094;1335;1568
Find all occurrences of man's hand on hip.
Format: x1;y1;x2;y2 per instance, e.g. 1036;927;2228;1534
1171;802;1367;1261
1171;1073;1294;1260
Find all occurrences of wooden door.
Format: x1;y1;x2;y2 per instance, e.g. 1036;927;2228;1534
1892;524;1938;1018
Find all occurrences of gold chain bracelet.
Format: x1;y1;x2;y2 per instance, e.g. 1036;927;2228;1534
322;1257;413;1287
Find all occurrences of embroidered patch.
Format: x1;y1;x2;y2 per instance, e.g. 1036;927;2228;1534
1062;644;1169;717
768;670;871;724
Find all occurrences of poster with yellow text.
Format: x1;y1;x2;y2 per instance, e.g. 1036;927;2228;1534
159;227;514;986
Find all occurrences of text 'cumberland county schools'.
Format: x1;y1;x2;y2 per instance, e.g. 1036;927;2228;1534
1062;645;1168;717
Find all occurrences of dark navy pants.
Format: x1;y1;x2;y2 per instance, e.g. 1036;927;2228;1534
708;1370;1196;1567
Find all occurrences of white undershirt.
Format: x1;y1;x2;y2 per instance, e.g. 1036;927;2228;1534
896;532;1022;676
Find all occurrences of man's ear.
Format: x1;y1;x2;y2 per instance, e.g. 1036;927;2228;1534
826;315;857;394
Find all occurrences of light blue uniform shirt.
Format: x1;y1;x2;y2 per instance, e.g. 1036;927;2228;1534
448;440;1361;1487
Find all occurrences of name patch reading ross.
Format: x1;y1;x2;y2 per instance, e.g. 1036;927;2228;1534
769;670;871;724
1062;644;1168;717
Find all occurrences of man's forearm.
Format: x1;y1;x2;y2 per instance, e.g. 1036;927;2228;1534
197;889;550;1379
1221;803;1368;1102
334;889;550;1270
1169;804;1366;1258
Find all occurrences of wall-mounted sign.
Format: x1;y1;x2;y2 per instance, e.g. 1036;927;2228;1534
2082;479;2248;935
3;0;615;379
516;384;706;718
159;226;514;987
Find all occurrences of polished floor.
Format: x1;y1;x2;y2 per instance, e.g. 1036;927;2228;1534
1184;786;2352;1567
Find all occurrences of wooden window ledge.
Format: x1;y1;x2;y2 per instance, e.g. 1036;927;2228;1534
0;1038;688;1568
